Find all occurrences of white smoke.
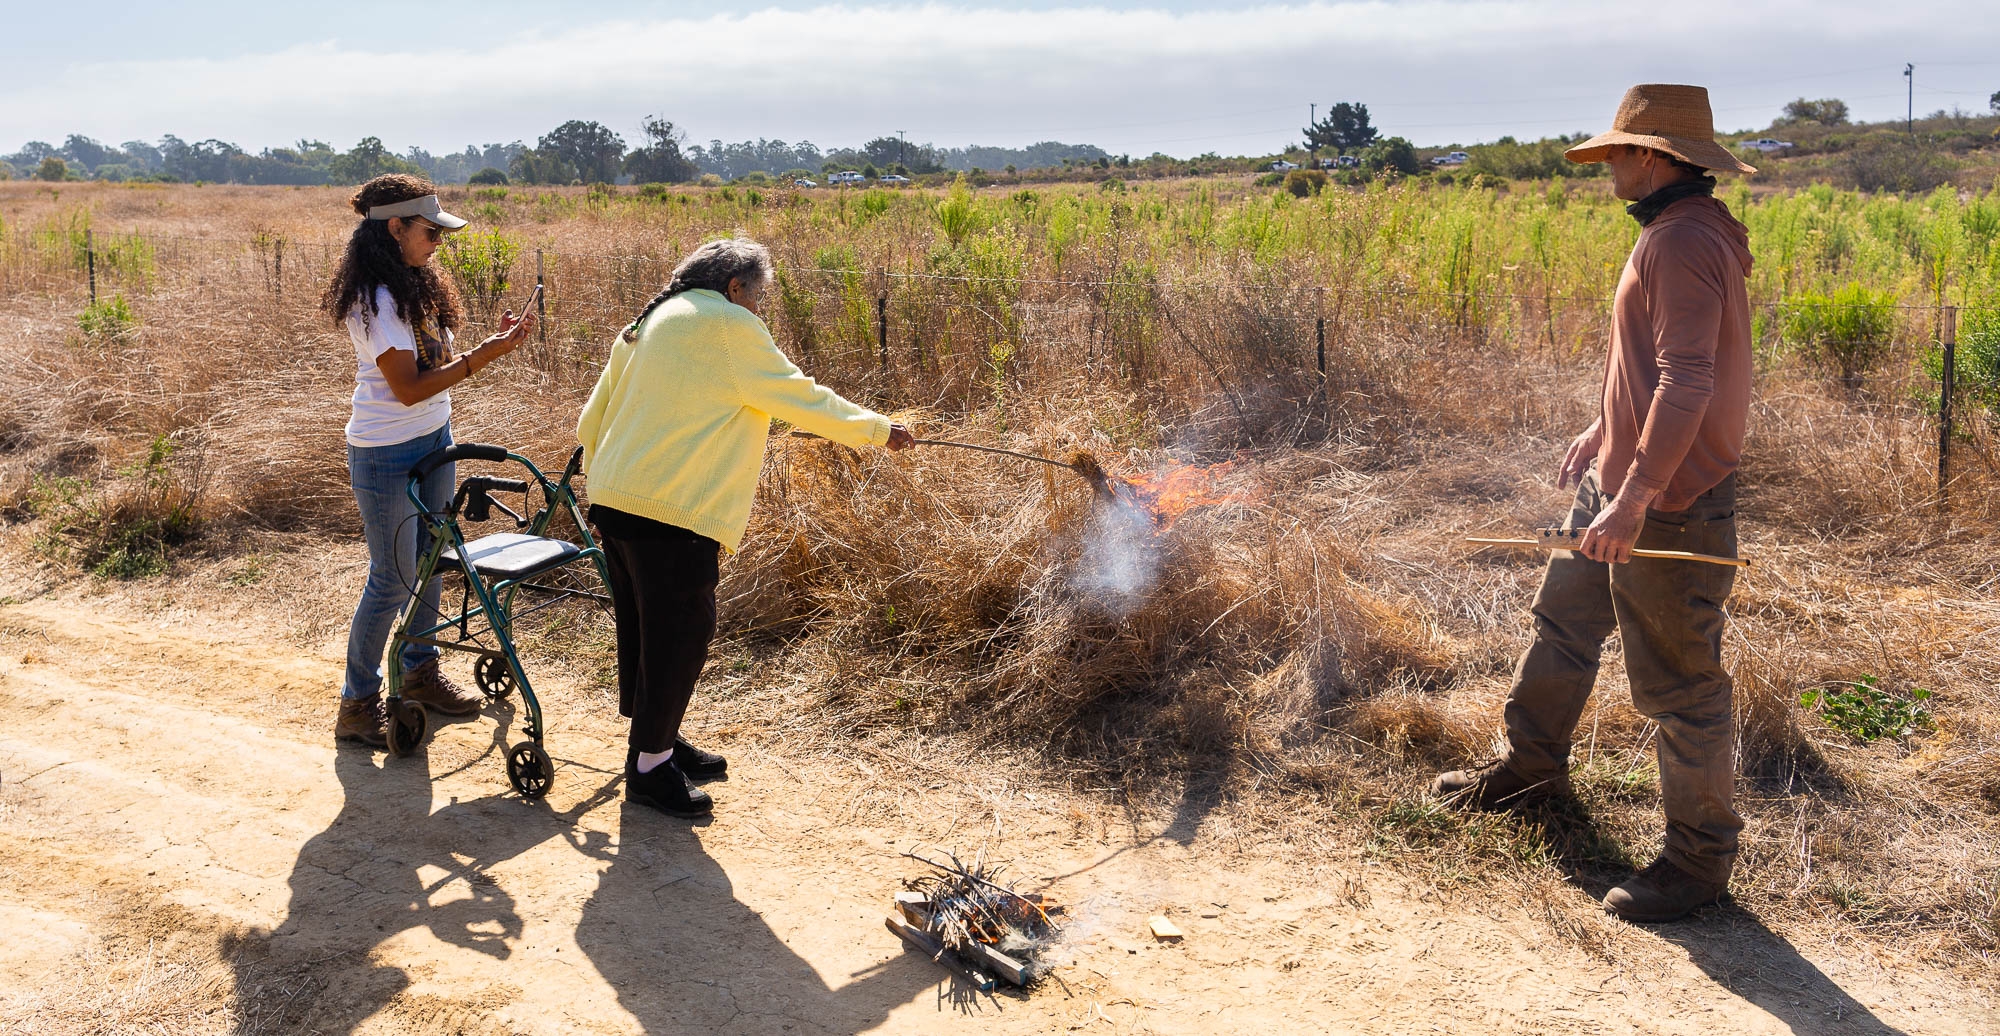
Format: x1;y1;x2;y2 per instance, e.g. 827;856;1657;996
1070;490;1160;612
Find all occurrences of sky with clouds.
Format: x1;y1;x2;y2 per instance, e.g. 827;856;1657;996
5;1;1997;158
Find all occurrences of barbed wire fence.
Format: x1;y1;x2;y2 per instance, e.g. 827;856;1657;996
3;229;1988;502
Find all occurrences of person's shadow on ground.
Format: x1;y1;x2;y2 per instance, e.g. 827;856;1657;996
227;733;603;1034
1527;800;1910;1036
571;792;1003;1034
229;729;992;1034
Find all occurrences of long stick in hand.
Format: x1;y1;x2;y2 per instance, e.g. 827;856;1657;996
1466;527;1749;568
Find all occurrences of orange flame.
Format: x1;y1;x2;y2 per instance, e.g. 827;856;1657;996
1104;460;1257;532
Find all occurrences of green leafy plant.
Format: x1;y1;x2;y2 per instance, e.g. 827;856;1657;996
1282;168;1329;197
77;294;137;339
1800;675;1934;742
30;434;203;579
1780;282;1897;386
934;177;980;245
438;229;520;318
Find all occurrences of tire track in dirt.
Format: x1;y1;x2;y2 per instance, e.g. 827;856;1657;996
0;594;1991;1034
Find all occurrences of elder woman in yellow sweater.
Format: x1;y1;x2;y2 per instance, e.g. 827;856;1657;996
578;237;912;817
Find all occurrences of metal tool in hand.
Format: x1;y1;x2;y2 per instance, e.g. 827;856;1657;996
1466;526;1750;568
786;430;1115;494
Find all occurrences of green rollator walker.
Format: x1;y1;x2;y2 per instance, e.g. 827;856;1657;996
384;442;611;798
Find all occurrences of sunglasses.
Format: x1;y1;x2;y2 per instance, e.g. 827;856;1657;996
403;218;445;243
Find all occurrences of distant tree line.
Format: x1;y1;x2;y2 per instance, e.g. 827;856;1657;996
0;119;1111;187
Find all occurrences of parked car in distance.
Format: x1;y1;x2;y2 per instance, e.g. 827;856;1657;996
792;178;817;188
1739;138;1793;152
878;174;911;184
826;170;865;185
1430;151;1469;166
1270;159;1300;171
1335;155;1359;168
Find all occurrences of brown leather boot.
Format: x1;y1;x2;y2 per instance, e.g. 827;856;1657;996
335;694;388;747
1604;856;1728;922
401;657;483;716
1430;761;1572;812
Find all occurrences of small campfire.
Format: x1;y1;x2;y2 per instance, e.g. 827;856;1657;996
886;847;1064;991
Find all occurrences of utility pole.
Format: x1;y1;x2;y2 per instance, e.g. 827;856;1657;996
897;129;906;169
1308;102;1316;164
1905;63;1915;135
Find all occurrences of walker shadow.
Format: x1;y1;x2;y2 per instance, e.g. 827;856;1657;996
228;737;597;1034
230;722;999;1033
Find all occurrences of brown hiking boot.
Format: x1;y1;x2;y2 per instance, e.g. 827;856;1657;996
1604;856;1728;922
335;693;388;747
401;657;483;716
1430;761;1571;812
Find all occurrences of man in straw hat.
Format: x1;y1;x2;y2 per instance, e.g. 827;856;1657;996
1432;84;1756;922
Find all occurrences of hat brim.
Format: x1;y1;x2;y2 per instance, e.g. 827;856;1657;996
1564;131;1756;175
429;210;468;230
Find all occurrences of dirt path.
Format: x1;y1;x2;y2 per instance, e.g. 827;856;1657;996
0;591;1990;1035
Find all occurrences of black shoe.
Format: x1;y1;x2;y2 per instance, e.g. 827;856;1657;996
672;736;728;779
625;740;727;781
625;756;713;818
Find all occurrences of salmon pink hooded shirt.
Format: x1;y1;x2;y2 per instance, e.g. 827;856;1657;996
1598;194;1754;511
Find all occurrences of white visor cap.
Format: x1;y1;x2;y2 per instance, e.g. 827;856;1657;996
365;194;468;229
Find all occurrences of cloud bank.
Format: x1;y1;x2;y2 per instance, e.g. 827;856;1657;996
4;2;1993;155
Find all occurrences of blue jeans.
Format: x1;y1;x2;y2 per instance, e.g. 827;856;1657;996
342;424;454;700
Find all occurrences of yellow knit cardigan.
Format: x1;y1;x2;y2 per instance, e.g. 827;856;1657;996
576;288;891;551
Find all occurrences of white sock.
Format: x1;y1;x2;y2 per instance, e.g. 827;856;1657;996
635;749;673;774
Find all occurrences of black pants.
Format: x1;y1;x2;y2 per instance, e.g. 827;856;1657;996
590;506;721;754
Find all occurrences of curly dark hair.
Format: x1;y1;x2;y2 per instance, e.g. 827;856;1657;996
318;174;463;331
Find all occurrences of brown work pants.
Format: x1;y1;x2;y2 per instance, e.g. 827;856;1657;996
1499;466;1743;884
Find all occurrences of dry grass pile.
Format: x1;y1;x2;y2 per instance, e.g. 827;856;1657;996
1;182;1997;970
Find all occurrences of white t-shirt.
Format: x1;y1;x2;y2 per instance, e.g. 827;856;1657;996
344;285;453;447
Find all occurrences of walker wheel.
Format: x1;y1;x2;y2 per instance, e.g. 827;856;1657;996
386;698;428;757
506;741;554;799
474;654;516;699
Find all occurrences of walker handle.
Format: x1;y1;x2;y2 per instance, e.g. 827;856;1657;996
409;443;510;483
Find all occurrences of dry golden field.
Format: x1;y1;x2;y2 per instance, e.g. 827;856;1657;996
0;177;1996;1033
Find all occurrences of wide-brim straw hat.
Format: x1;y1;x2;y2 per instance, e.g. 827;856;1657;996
1565;84;1756;174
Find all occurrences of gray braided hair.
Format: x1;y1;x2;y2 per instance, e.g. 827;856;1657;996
621;236;774;342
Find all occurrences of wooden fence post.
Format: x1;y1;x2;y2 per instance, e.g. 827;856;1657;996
1316;316;1326;378
1938;305;1957;508
86;228;96;305
274;238;283;304
877;293;889;371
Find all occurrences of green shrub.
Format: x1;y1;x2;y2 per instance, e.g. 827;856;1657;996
439;229;521;314
934;176;980;245
468;167;509;185
77;294;137;339
1780;282;1896;384
1360;137;1421;177
31;434;203;579
1800;676;1933;742
1283;168;1329;197
1924;308;2000;424
1843;136;1957;193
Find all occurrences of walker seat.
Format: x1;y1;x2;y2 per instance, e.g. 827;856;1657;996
384;442;610;800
